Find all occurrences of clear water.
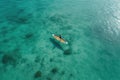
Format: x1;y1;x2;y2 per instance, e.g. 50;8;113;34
0;0;120;80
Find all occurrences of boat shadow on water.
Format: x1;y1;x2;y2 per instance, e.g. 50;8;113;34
49;38;72;55
49;38;64;51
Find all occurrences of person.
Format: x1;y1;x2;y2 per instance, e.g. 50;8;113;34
59;35;62;39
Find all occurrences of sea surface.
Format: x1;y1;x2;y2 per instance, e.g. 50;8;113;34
0;0;120;80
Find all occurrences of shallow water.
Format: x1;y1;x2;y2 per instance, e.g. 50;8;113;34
0;0;120;80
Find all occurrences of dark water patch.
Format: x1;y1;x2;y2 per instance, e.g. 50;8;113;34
69;73;73;77
0;26;18;38
49;14;63;23
0;51;4;54
40;57;45;67
68;73;74;80
48;14;67;26
49;58;54;62
1;48;21;66
6;8;32;24
20;58;27;64
34;71;42;78
0;27;8;35
60;71;65;75
60;25;73;30
7;15;29;24
0;20;4;23
2;54;17;66
99;49;113;57
46;77;51;80
63;48;72;55
24;33;34;39
13;48;20;53
49;38;64;51
15;17;30;24
2;38;10;43
50;67;58;74
0;26;11;36
34;56;40;63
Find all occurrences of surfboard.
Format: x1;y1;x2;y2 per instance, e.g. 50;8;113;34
52;34;68;44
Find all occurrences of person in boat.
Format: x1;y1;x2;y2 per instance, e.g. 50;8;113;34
52;34;68;44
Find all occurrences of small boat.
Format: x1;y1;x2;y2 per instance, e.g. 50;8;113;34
52;34;68;44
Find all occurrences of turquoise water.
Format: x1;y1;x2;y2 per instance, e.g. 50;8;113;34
0;0;120;80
